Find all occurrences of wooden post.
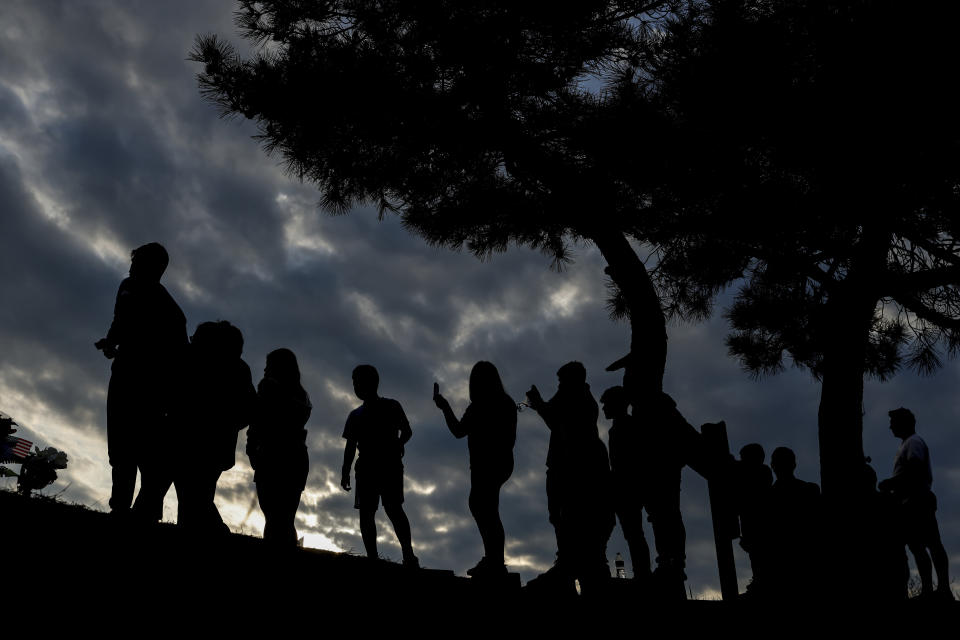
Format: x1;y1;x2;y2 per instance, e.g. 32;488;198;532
701;421;739;601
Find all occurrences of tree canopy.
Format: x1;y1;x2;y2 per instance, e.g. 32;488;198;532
193;1;676;260
192;0;960;500
192;0;691;406
644;0;960;493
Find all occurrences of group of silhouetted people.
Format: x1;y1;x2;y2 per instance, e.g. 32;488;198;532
96;243;950;600
732;407;952;601
96;243;311;546
733;444;822;599
95;243;690;593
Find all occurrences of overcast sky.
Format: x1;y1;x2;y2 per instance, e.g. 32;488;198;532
1;0;957;596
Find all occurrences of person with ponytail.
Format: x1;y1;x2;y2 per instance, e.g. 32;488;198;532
247;348;312;546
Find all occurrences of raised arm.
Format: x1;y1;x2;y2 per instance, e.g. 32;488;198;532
433;382;469;439
526;384;561;431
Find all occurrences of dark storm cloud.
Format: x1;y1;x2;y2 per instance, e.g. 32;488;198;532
2;0;957;595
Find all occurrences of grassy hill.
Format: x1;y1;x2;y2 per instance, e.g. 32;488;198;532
2;489;955;631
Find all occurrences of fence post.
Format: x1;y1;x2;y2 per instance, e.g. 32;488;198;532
701;421;739;601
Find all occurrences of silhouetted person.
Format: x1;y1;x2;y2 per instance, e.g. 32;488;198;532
767;446;821;599
878;407;952;600
95;242;187;521
341;365;418;567
175;321;256;534
433;361;517;577
600;385;651;582
857;458;908;602
734;443;773;596
247;348;312;546
627;390;688;598
527;362;614;595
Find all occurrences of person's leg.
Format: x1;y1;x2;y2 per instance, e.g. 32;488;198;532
904;501;935;594
383;502;415;563
257;478;281;544
132;461;172;523
647;492;687;600
907;542;934;594
355;465;379;557
923;511;951;595
618;508;651;578
654;493;687;565
266;479;300;546
174;467;198;528
469;474;506;566
259;478;276;542
202;468;227;534
562;512;609;596
260;476;299;546
360;509;378;558
382;461;416;565
546;469;566;567
280;488;302;546
131;398;172;523
930;542;950;594
902;548;911;599
107;373;137;513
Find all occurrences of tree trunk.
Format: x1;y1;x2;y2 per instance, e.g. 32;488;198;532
589;228;667;400
816;292;873;498
817;226;888;499
815;282;879;601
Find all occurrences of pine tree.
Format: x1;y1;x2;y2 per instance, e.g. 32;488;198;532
191;1;688;410
646;0;960;498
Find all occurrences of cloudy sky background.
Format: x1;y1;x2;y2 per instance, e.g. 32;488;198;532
1;1;958;596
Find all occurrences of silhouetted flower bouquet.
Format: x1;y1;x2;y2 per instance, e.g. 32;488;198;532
16;446;69;495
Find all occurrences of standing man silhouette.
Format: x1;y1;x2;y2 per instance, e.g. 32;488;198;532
767;446;821;598
527;361;614;595
599;385;651;582
95;242;187;521
878;407;952;600
341;364;418;567
735;443;773;596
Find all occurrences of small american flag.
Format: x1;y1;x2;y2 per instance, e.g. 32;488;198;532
6;437;33;460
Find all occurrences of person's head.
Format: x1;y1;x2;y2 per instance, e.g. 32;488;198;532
352;364;379;401
192;320;243;359
191;321;219;356
556;361;587;390
266;348;301;385
770;446;796;480
739;443;766;465
469;361;506;404
129;242;169;282
599;385;629;420
888;407;916;439
221;321;244;358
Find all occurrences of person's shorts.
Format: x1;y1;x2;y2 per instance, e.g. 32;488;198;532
902;493;942;548
354;458;404;511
